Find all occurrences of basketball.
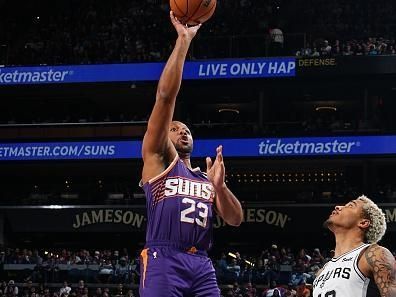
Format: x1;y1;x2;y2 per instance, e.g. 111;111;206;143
170;0;217;26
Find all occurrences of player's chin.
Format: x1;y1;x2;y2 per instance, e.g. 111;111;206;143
176;144;193;154
323;218;332;228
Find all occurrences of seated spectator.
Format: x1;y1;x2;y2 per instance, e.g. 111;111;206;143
252;259;267;284
113;257;130;283
263;256;280;286
289;259;310;286
76;280;85;297
280;248;294;265
98;259;114;283
296;282;311;297
5;280;18;297
215;252;228;281
93;288;102;297
262;281;286;297
226;258;241;282
310;248;324;266
59;281;71;296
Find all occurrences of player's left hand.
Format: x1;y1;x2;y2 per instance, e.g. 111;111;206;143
206;145;225;190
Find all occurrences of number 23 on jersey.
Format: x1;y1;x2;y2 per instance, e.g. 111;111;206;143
180;197;209;228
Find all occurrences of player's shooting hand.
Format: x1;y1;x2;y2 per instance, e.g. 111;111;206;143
170;11;201;41
206;145;226;190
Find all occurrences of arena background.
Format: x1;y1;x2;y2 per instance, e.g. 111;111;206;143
0;0;396;296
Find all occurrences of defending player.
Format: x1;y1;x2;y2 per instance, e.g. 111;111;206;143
313;195;396;297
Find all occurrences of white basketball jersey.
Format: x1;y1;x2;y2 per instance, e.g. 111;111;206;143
313;244;380;297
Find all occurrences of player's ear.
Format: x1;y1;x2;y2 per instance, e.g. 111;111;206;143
358;219;370;229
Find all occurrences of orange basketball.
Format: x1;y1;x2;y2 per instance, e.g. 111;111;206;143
170;0;217;26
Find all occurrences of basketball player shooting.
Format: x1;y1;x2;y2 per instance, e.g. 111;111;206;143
313;195;396;297
139;11;244;297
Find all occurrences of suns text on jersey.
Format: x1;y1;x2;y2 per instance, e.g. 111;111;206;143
164;177;214;200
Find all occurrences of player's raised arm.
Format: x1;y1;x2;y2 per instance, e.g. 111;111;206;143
142;12;201;183
363;244;396;297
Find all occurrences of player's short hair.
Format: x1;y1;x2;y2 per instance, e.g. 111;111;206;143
357;195;387;243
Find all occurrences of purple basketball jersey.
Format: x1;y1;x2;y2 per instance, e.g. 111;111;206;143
142;156;215;251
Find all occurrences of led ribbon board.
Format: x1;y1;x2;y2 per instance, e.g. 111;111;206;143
1;136;396;161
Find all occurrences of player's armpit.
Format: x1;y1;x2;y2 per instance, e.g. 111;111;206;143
364;244;396;297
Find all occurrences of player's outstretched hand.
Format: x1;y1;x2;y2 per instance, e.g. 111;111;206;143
170;11;201;41
206;145;226;190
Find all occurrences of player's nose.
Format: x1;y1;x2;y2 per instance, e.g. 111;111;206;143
335;205;343;211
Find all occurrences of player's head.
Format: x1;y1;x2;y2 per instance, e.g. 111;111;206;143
169;121;193;155
325;195;387;243
358;195;387;243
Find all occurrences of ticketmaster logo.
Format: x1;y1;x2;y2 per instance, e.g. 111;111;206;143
258;139;358;155
0;69;73;84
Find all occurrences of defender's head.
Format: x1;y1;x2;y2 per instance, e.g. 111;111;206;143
325;195;387;243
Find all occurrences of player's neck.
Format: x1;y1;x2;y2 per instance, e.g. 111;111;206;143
334;231;365;257
179;154;192;169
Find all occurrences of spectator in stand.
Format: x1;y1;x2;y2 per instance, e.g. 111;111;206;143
98;259;114;283
295;282;310;297
227;258;242;282
31;285;38;297
69;253;82;265
81;288;89;297
246;282;258;297
323;249;334;262
120;248;129;259
289;259;309;286
386;45;395;54
262;281;286;297
59;282;71;297
103;287;111;297
269;25;284;56
311;47;320;57
43;288;51;297
320;40;332;56
296;249;310;268
21;281;33;297
114;257;130;283
76;280;85;297
368;44;378;55
309;248;324;267
57;250;69;264
0;281;7;295
263;255;280;286
232;282;242;296
252;259;267;284
92;251;101;265
343;44;354;55
112;250;120;264
93;288;102;297
30;250;43;265
269;245;281;261
215;252;229;282
5;281;18;297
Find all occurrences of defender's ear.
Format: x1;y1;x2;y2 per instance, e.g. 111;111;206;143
358;219;371;229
